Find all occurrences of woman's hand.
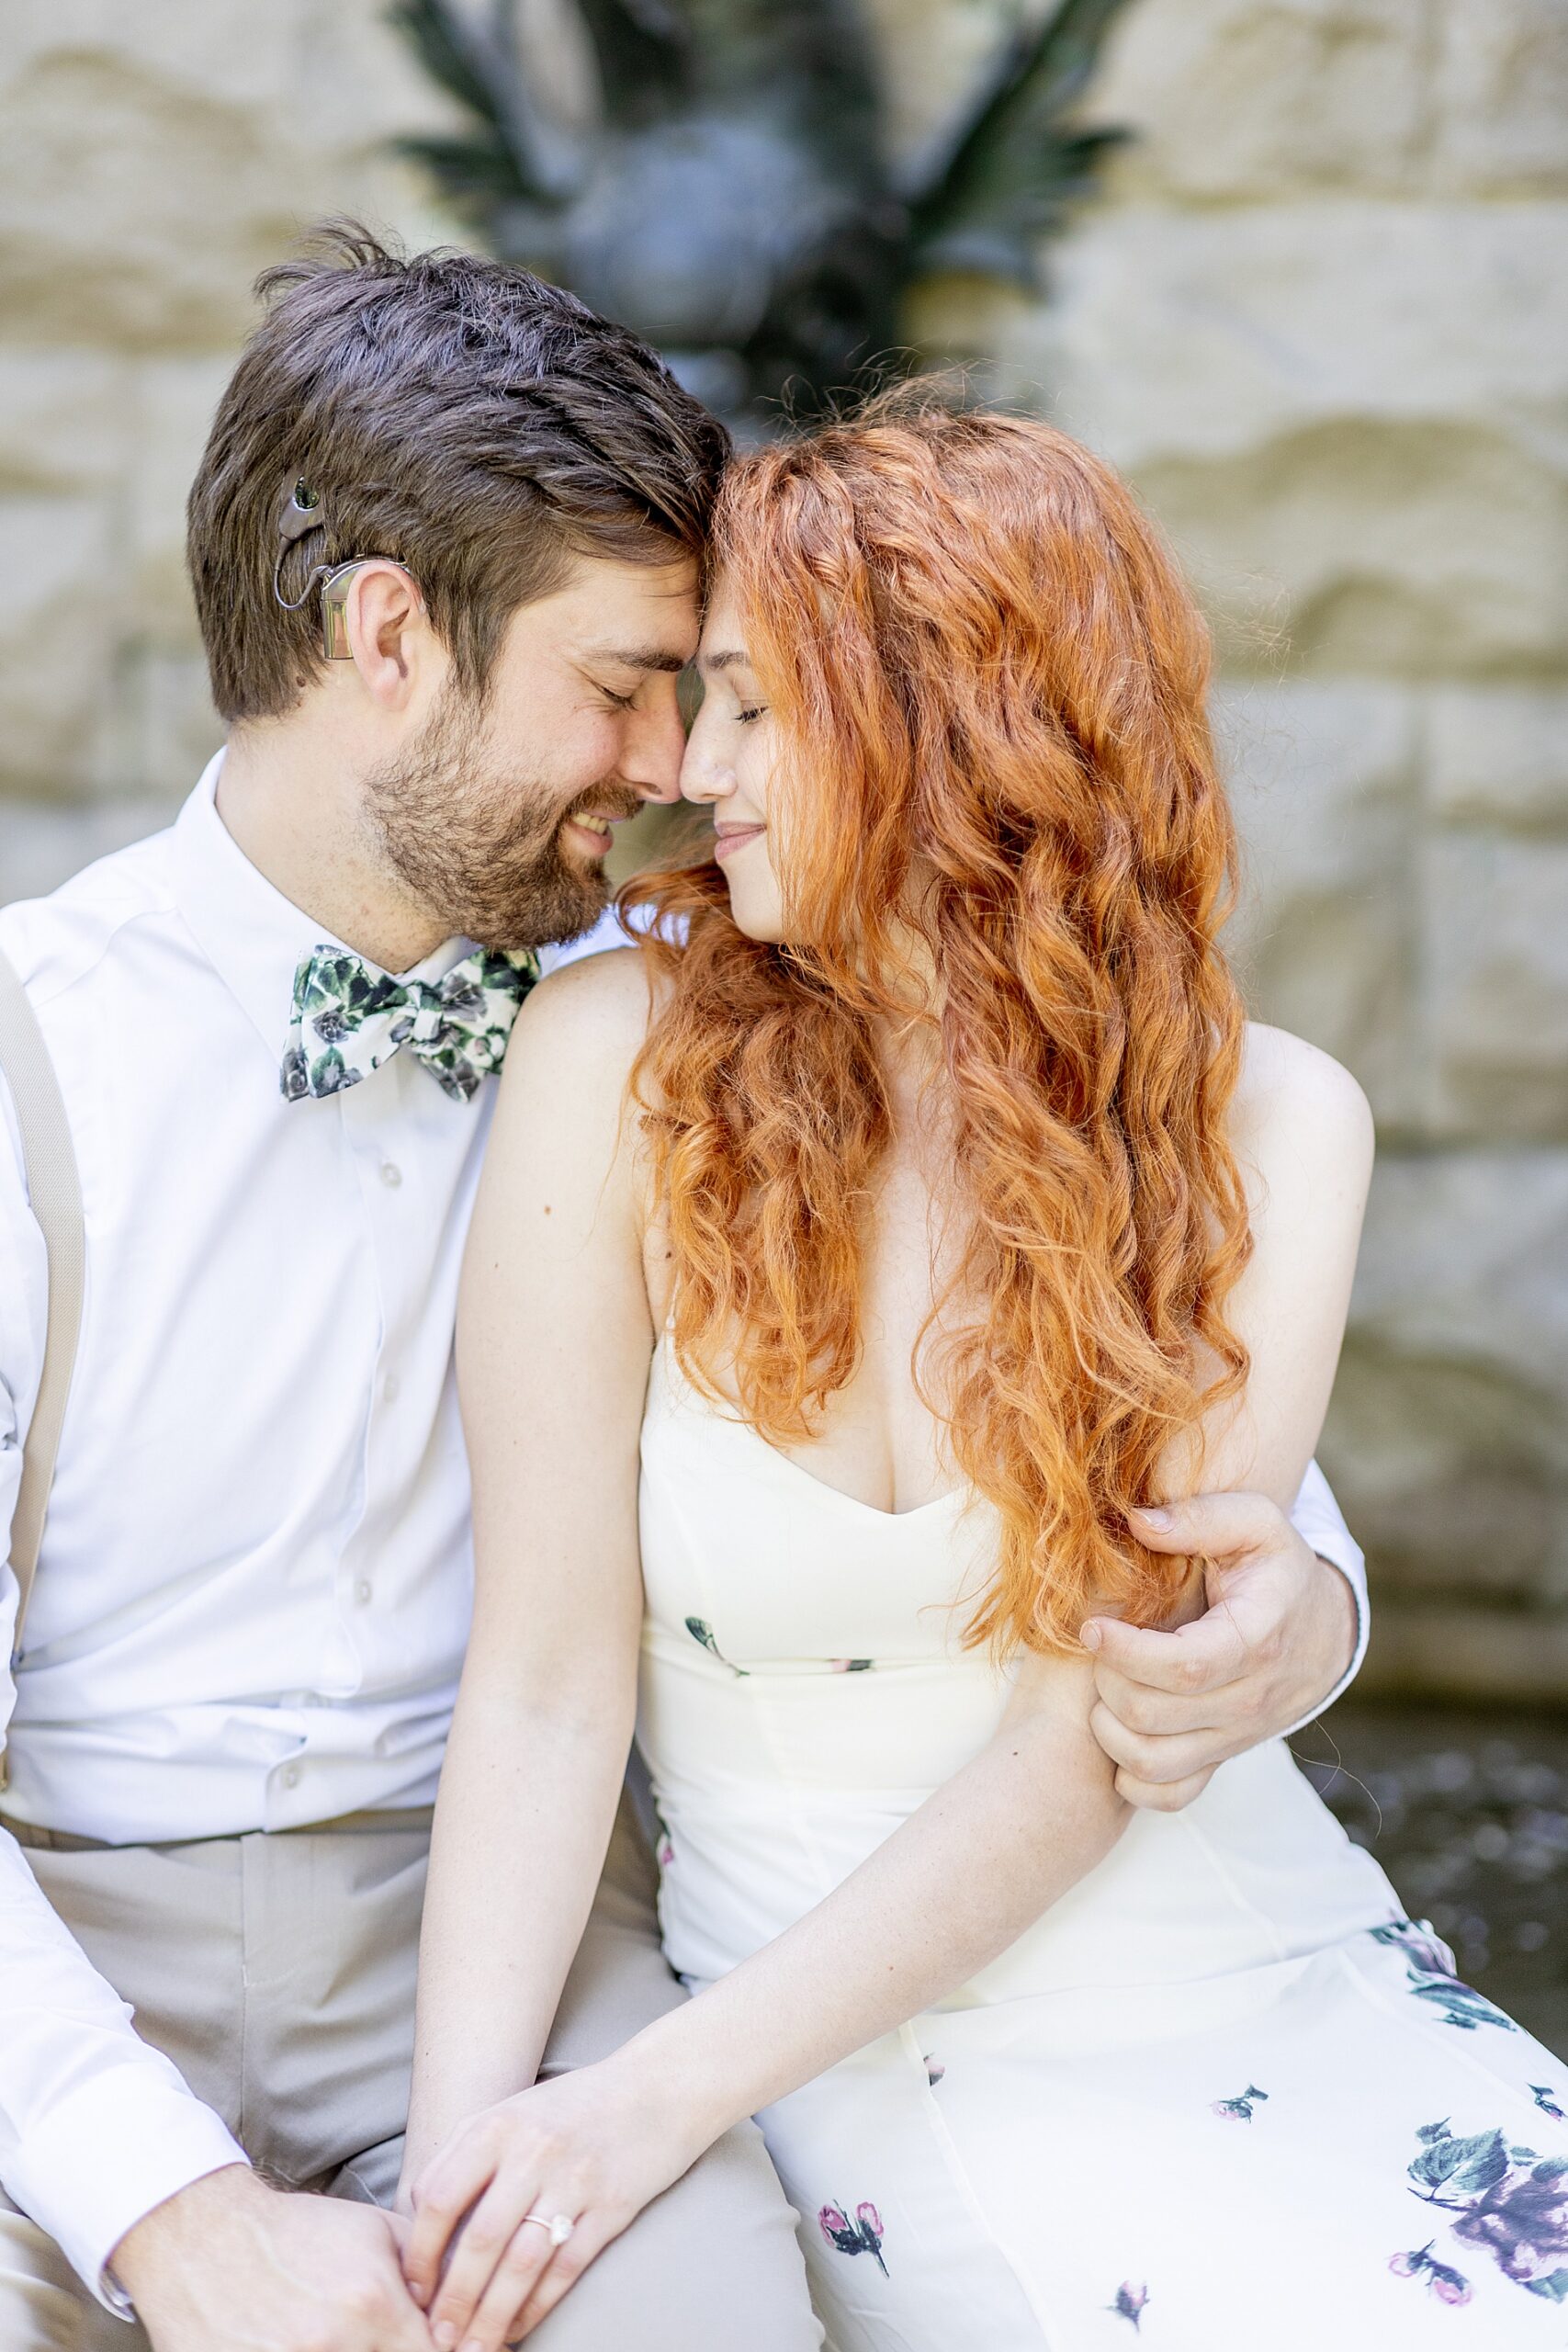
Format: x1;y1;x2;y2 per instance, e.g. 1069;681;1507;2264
400;2058;706;2349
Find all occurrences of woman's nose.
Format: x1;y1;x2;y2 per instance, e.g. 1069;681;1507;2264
678;739;735;806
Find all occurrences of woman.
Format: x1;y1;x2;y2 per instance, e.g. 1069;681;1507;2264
397;401;1568;2350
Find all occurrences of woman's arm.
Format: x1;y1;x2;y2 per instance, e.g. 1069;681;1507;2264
398;950;655;2190
1167;1023;1374;1510
407;1022;1373;2349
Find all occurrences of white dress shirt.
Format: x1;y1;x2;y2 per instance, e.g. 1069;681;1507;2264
0;752;1371;2305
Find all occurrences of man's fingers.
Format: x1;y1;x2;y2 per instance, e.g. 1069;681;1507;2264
1112;1762;1217;1814
355;2225;439;2352
1089;1662;1224;1736
1089;1702;1228;1787
1127;1490;1287;1561
1082;1608;1250;1697
383;2268;443;2352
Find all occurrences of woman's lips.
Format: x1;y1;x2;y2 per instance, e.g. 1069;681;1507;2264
714;824;765;865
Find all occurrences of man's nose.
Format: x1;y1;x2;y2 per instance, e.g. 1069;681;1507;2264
624;695;688;806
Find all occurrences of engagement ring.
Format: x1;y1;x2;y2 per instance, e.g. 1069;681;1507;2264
522;2211;575;2246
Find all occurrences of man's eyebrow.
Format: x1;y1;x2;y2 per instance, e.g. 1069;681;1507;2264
698;649;752;673
585;643;692;674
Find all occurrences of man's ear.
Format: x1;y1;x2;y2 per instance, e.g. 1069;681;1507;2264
342;561;432;710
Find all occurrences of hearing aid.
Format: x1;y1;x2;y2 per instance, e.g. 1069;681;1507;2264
272;478;422;660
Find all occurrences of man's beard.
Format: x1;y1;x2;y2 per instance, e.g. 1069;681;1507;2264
360;684;640;952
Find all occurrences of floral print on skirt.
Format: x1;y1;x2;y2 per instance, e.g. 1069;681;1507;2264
744;1922;1568;2350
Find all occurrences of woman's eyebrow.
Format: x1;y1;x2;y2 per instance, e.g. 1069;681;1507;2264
698;649;751;673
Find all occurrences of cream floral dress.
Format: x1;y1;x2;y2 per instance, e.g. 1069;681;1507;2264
637;1335;1568;2349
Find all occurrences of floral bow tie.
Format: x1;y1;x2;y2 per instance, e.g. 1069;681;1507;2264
280;944;539;1104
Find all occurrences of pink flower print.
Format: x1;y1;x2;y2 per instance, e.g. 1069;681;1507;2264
1211;2083;1268;2122
1390;2243;1472;2304
1107;2281;1148;2329
819;2198;888;2277
657;1837;674;1867
829;1657;874;1673
924;2054;945;2086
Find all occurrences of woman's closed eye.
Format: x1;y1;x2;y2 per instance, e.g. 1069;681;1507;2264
734;704;767;725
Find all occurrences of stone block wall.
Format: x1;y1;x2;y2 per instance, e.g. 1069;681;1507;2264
0;0;464;893
3;0;1565;1695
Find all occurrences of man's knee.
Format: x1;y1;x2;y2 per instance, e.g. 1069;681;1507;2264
529;2118;821;2352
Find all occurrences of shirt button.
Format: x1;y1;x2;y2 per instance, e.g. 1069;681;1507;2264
379;1160;402;1188
355;1579;373;1606
282;1762;301;1789
382;1373;400;1404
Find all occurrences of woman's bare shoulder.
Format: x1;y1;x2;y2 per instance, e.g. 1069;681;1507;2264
525;939;662;1040
1229;1022;1374;1205
491;944;669;1154
1235;1022;1371;1123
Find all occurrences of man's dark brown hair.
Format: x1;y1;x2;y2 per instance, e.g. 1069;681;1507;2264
187;222;731;722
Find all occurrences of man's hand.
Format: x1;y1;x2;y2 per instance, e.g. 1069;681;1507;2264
111;2164;435;2352
1082;1492;1359;1813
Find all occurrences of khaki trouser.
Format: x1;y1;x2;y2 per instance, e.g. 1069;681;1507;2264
0;1792;822;2351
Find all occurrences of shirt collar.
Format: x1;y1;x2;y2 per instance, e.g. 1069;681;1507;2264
170;749;468;1058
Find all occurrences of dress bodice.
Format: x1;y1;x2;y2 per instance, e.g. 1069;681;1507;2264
636;1332;1396;1994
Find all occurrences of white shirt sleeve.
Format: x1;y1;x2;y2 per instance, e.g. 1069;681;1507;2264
0;1091;248;2312
1282;1456;1371;1735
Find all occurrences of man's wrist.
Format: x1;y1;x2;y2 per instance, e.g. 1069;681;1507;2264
110;2160;261;2309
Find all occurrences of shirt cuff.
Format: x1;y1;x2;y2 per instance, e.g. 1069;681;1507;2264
1299;1549;1371;1729
4;2064;249;2314
1280;1461;1371;1740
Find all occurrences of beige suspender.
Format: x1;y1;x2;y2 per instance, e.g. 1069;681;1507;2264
0;945;85;1716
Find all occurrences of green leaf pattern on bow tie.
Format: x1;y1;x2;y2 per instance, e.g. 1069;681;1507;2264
281;944;538;1104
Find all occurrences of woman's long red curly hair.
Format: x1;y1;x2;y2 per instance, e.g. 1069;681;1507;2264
619;393;1253;1656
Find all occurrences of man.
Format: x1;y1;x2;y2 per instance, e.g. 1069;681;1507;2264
0;230;1367;2352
